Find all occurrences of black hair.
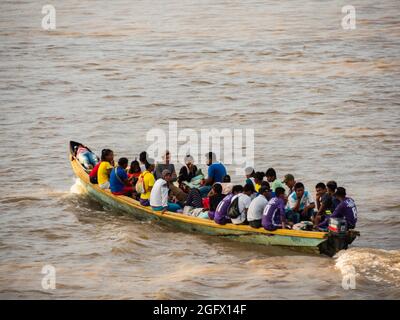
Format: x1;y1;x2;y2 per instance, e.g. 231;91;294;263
327;181;337;192
101;149;113;161
335;187;346;197
261;181;270;189
265;168;276;178
259;186;269;194
232;185;244;194
212;183;223;194
243;183;255;193
315;182;326;190
294;182;305;190
254;171;265;181
223;175;231;183
275;187;285;196
118;157;129;167
139;151;148;163
129;159;141;174
145;161;153;170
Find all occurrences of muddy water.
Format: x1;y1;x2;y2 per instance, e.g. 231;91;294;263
0;0;399;299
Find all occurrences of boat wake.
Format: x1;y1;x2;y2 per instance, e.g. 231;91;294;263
70;178;87;195
335;247;400;290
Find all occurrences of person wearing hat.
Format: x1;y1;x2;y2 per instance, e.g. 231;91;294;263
178;154;198;185
150;169;181;213
247;185;272;228
244;166;255;185
318;187;358;230
283;174;296;195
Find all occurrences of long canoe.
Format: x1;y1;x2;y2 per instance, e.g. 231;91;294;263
69;141;359;256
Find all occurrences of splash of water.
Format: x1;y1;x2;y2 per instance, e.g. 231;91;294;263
335;248;400;288
70;178;87;195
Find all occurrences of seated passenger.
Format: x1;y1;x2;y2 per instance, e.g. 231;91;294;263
265;168;285;192
110;157;134;196
89;149;106;184
221;175;233;195
283;173;296;195
262;187;288;231
178;154;198;185
229;183;254;225
207;183;225;220
253;172;265;192
318;187;357;230
128;159;141;184
214;185;243;225
199;152;227;197
76;144;99;170
97;149;114;189
314;182;333;225
327;180;340;212
155;150;177;181
287;182;315;223
150;169;181;213
182;185;203;215
244;166;255;185
139;151;149;172
247;186;270;228
137;159;155;206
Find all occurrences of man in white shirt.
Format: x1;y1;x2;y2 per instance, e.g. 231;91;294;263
150;169;181;213
247;186;271;228
230;184;254;225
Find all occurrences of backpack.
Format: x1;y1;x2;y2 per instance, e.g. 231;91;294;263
227;196;241;219
135;172;148;194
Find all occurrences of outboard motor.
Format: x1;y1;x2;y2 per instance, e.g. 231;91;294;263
328;218;348;234
319;218;350;257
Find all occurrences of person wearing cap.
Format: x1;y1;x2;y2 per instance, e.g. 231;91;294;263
283;174;296;195
178;154;198;185
138;159;155;206
247;186;272;228
244;166;255;185
150;169;181;213
154;150;177;181
318;187;358;230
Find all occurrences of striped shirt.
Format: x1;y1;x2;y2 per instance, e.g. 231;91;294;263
185;188;203;208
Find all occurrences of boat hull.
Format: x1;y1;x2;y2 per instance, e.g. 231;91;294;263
69;142;329;254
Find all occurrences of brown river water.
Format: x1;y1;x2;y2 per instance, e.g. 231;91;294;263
0;0;399;299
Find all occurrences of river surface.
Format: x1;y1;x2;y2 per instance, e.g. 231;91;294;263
0;0;399;299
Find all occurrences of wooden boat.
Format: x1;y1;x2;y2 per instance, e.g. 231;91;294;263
69;141;359;256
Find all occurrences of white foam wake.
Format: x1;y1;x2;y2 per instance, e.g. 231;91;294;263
335;247;400;287
70;178;87;195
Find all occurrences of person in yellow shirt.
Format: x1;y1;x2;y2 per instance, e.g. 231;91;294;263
139;160;155;206
97;149;114;189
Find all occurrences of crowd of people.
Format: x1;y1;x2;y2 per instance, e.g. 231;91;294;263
76;144;358;232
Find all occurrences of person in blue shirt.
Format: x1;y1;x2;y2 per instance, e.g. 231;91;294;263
199;152;227;197
110;157;133;196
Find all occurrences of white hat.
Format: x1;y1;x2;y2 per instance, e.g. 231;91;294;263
184;155;194;164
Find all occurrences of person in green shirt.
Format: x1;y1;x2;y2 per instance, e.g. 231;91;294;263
265;168;284;192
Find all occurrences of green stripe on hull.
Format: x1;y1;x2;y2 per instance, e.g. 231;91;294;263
83;180;325;250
